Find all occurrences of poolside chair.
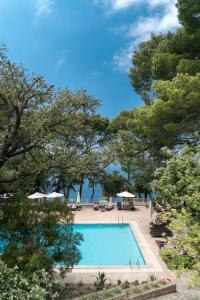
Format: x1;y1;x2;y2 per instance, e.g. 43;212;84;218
117;202;122;210
71;204;77;211
76;204;82;211
129;203;135;210
105;203;113;211
93;203;99;211
155;240;165;249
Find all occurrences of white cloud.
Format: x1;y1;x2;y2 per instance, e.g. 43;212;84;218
56;57;66;68
111;0;139;11
35;0;54;18
95;0;140;14
95;0;176;13
148;0;175;7
113;42;135;72
112;0;179;72
127;4;178;38
92;71;104;78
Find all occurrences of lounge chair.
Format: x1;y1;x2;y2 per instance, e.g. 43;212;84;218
71;204;77;211
93;203;99;211
155;240;165;249
76;205;82;211
105;203;113;211
117;202;122;210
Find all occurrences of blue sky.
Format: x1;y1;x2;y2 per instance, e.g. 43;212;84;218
0;0;178;118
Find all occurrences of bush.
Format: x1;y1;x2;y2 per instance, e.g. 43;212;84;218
149;274;157;281
117;279;121;285
133;280;139;286
143;284;151;291
121;281;130;289
158;279;167;286
0;258;56;299
94;272;107;291
132;287;142;294
161;247;192;269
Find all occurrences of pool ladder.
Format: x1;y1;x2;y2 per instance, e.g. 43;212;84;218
118;216;124;224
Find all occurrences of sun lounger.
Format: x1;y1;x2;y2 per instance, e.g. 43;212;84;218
155;240;165;249
93;203;99;211
117;202;122;210
71;204;77;211
105;204;113;211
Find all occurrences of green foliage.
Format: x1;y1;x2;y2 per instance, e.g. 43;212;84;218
121;281;130;289
0;45;112;196
160;209;200;285
94;272;107;291
129;1;200;103
161;247;192;270
100;171;133;197
149;274;157;282
152;146;200;215
0;258;54;300
0;193;83;275
129;33;166;103
177;0;200;32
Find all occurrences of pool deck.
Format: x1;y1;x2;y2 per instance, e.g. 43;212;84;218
65;206;174;283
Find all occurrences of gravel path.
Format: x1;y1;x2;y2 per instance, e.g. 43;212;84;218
151;279;200;300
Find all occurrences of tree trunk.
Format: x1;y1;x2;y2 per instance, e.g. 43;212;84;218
127;171;131;183
90;185;95;202
79;176;84;199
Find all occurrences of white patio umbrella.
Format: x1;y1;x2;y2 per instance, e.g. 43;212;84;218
47;192;64;198
28;192;47;199
116;191;135;198
76;192;81;204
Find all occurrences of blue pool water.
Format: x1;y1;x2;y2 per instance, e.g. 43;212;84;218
73;224;146;266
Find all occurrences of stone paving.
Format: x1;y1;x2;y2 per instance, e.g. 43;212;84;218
152;279;200;300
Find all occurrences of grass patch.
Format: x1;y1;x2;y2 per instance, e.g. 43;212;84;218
132;287;142;294
102;291;114;299
112;287;121;294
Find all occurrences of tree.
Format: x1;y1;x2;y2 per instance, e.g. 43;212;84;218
152;146;200;285
0;259;56;300
129;2;200;103
51;97;112;199
129;34;167;103
0;48;112;196
160;209;200;287
0;194;83;276
152;146;200;217
132;73;200;152
100;171;133;197
177;0;200;32
0;46;53;171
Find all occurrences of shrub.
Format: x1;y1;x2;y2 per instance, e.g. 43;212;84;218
150;282;159;289
121;281;130;289
94;272;107;291
133;280;139;286
161;247;192;270
149;274;157;281
132;287;142;294
112;287;121;294
0;259;56;299
117;279;122;285
102;291;114;298
143;284;151;291
158;279;167;286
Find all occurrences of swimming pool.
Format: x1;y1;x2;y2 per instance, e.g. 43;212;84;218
72;224;146;266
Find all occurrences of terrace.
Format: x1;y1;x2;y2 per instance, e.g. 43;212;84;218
65;204;172;284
